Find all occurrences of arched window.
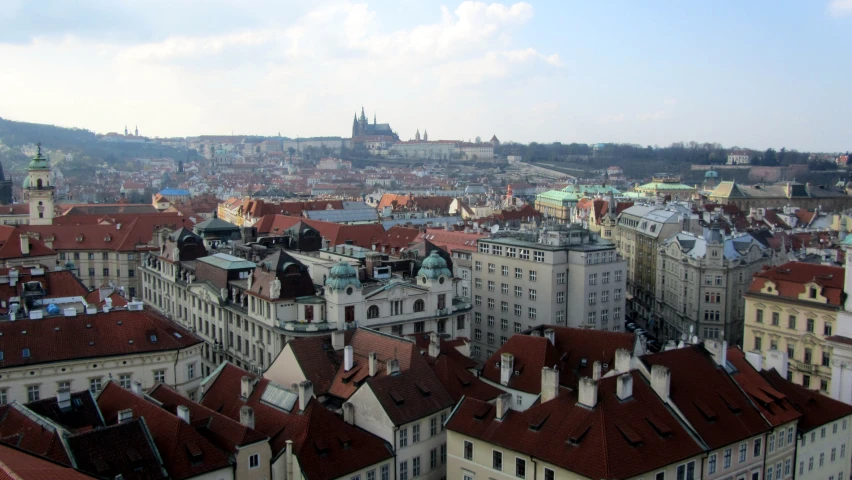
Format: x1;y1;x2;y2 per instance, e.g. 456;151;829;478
413;299;425;312
367;305;379;319
36;179;43;188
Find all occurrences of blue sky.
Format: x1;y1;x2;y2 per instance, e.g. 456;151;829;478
0;0;849;151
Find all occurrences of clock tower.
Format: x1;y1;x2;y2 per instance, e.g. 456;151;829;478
24;143;55;225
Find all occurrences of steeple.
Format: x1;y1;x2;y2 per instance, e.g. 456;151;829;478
24;142;55;225
135;125;138;136
415;129;421;141
124;125;128;136
423;130;428;141
360;106;366;122
373;112;376;125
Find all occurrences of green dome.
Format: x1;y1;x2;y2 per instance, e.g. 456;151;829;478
28;150;50;170
325;261;361;291
705;170;719;178
22;176;30;189
417;251;452;280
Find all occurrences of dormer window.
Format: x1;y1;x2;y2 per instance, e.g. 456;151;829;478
809;287;818;299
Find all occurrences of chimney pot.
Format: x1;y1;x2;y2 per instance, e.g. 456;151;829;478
577;377;598;408
616;373;634;401
368;352;378;377
496;392;512;419
298;380;313;411
176;405;190;423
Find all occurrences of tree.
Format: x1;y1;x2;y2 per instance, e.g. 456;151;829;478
287;147;296;163
762;148;778;166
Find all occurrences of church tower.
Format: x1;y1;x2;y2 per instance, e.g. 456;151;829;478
415;129;421;141
24;143;55;225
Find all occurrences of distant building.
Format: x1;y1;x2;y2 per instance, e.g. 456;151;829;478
0;161;12;205
709;180;852;211
728;151;751;165
351;106;398;141
633;177;696;201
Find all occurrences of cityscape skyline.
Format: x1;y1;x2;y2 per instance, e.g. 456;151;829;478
1;0;851;151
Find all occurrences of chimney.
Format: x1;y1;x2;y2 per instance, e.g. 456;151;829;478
428;332;440;357
176;405;190;423
650;365;671;400
241;376;253;398
500;353;515;386
368;352;378;376
704;339;728;367
343;402;355;425
614;349;631;373
745;350;763;371
592;361;602;380
332;330;345;351
386;358;400;375
544;328;555;346
19;234;29;256
131;381;143;396
616;373;634;401
496;392;512;420
298;380;313;411
344;345;354;372
541;367;559;403
118;409;133;423
765;349;788;378
240;406;255;429
56;388;71;410
577;377;598;409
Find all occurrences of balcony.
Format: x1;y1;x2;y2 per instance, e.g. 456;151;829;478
794;360;815;374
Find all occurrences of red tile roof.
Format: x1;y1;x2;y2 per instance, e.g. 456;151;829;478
726;347;801;427
0;405;70;466
747;261;844;307
761;368;852;432
200;363;393;478
66;417;167;479
0;268;90;311
0;443;95;479
480;335;562;394
366;355;455;426
642;345;770;448
0;308;201;369
0;228;55;260
23;215;193;252
416;228;487;253
25;390;104;434
97;382;231;480
446;371;705;479
254;215;386;249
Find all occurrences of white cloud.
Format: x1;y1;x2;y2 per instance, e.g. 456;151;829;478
828;0;852;16
598;113;625;124
636;111;666;121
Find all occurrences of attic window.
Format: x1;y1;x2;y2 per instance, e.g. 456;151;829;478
22;348;31;359
185;440;203;463
455;373;471;387
415;382;431;397
809;287;818;298
528;411;550;431
646;415;673;438
614;420;643;446
389;390;405;405
338;433;351;449
0;351;3;361
92;456;110;473
693;399;717;421
566;418;593;445
314;439;329;455
719;392;742;413
473;403;492;420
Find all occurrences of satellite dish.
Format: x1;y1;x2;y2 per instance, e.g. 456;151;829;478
491;225;500;234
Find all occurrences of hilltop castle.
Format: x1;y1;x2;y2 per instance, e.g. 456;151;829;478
351;107;398;140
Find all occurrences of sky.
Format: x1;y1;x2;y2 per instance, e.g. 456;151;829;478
0;0;850;152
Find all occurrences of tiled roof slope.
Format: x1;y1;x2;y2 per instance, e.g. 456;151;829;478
0;308;201;369
0;405;70;466
726;348;801;427
147;383;267;453
480;335;561;394
0;443;96;480
642;345;770;448
761;368;852;432
96;382;231;480
253;215;386;248
25;390;104;433
200;363;393;479
747;261;844;307
0;228;54;260
66;417;167;480
367;354;456;426
446;371;705;480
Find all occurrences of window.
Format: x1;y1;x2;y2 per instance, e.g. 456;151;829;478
769;434;775;453
399;428;408;448
588;311;596;324
27;385;40;402
602;290;609;303
488;263;495;274
589;293;596;305
412;424;420;443
399;461;408;480
381;464;390;480
614;289;622;301
545;469;555;480
0;389;5;405
754;438;762;457
475;312;482;323
557;272;565;284
514;286;522;297
154;370;166;383
514;322;522;333
676;461;695;480
475;295;481;306
613;307;621;320
493;246;502;256
515;268;523;279
475;279;482;289
493;450;503;471
89;377;102;393
488;315;495;326
767;466;773;480
824;351;831;366
724;448;732;468
772;312;780;326
528;308;536;320
412;456;420;476
589;273;597;285
754;337;762;351
119;374;132;389
601;309;609;323
826;322;834;335
556;310;565;324
529;289;537;300
557;292;565;303
602;271;610;284
128;269;135;278
501;318;508;330
464;441;473;460
516;458;526;478
88;267;95;276
475;261;482;271
715;275;722;285
249;453;260;468
529;271;537;282
832;447;837;462
739;442;747;462
534;251;544;262
430;449;437;469
367;305;379;319
519;249;529;260
807;318;815;332
507;247;516;258
187;363;195;379
788;315;797;329
430;417;437;436
709;454;717;474
501;301;509;313
475;329;481;340
502;266;509;276
441;444;446;464
514;304;521;316
103;268;110;277
756;309;764;323
615;270;622;282
501;284;509;295
487;333;495;344
488;280;495;292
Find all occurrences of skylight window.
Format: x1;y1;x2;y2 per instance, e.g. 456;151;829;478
22;348;31;359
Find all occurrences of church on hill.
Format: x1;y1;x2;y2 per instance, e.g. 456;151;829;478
351;107;398;140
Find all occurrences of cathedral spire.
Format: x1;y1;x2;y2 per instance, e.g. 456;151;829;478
373;112;376;125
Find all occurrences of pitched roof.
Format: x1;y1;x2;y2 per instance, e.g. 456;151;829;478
0;443;96;480
96;382;231;480
0;405;70;466
0;308;201;369
245;250;316;302
366;355;455;426
254;215;386;248
726;348;801;427
22;215;194;252
446;371;705;479
761;368;852;432
747;261;845;307
642;345;770;448
25;390;104;433
0;228;55;260
200;363;393;478
66;417;167;480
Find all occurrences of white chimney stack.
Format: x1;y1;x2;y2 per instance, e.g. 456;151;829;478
343;402;355;425
19;234;29;256
745;351;763;371
544;328;555;346
541;367;559;403
332;330;345;351
298;380;313;411
428;332;440;357
387;358;400;375
344;345;354;372
368;352;378;377
131;381;143;396
177;405;191;423
241;376;253;398
592;361;602;380
500;353;515;386
577;377;598;409
615;349;631;373
765;349;788;378
616;373;634;401
651;365;671;401
704;339;728;367
118;408;133;423
496;392;512;420
240;406;255;429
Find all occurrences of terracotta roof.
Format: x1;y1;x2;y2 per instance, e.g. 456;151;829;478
0;443;95;479
480;335;561;394
747;261;844;307
0;268;89;311
726;347;801;427
642;345;770;448
66;417;166;480
200;363;393;478
22;215;194;252
147;383;268;453
0;308;201;369
326;329;420;400
366;354;455;426
245;250;316;302
97;382;231;480
446;371;705;479
430;354;502;402
0;405;70;466
25;390;104;433
761;368;852;432
254;215;386;249
415;228;487;253
0;228;55;260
